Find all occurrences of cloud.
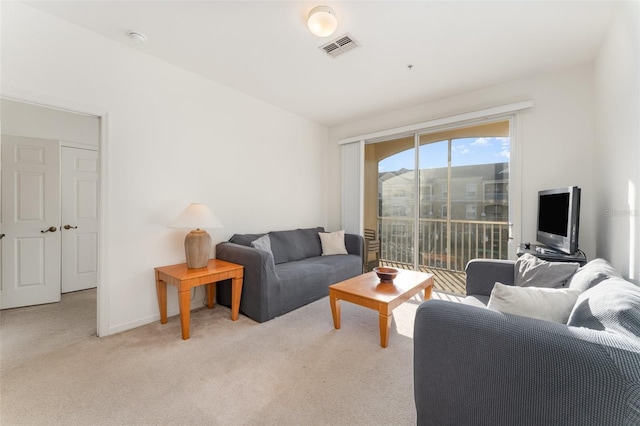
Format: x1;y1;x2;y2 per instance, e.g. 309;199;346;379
471;137;491;146
499;149;510;158
461;148;470;154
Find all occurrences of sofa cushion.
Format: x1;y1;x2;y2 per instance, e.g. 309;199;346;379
567;258;623;292
487;282;581;323
269;227;324;264
567;277;640;340
297;254;363;284
273;255;361;316
229;233;265;247
318;230;348;255
250;234;272;255
462;295;490;308
515;253;580;288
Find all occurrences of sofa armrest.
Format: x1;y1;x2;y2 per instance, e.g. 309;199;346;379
215;242;279;322
414;300;640;426
345;233;364;258
465;259;515;296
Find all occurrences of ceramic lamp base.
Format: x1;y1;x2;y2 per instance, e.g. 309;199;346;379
184;229;211;269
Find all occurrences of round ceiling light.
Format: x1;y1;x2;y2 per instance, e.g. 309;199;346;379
307;6;337;37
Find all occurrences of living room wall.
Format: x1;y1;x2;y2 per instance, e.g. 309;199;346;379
328;63;598;263
1;3;329;334
594;2;640;282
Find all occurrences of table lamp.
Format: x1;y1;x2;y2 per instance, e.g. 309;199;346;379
168;203;223;269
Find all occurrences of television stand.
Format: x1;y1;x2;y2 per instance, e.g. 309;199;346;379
517;244;587;266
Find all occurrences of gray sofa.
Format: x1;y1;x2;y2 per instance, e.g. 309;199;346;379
414;257;640;426
216;227;363;323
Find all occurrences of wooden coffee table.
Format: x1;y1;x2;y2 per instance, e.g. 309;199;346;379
329;269;434;348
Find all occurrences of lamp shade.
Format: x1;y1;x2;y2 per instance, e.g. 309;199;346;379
168;203;223;230
307;6;337;37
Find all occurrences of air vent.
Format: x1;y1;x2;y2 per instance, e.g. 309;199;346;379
319;33;360;58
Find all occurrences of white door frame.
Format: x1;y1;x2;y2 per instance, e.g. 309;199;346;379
1;88;110;337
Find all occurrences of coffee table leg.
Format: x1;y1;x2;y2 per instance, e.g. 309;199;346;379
379;313;392;348
424;283;433;300
330;296;341;329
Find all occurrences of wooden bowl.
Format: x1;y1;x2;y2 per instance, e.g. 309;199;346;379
373;267;399;283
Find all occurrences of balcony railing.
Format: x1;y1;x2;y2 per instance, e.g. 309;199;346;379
483;192;508;201
378;217;510;272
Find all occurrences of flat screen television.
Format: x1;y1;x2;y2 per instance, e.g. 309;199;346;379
536;186;581;254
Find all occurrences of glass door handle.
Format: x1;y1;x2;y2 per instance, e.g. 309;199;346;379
63;225;78;230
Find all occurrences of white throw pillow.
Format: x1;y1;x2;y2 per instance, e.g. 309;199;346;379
318;230;348;256
487;282;581;324
515;253;580;288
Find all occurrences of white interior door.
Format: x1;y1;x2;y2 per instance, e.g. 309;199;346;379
1;135;61;309
61;147;99;293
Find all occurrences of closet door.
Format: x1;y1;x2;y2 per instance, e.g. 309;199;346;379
61;147;99;293
1;135;61;309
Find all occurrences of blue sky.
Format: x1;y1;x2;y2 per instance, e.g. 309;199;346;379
379;137;510;172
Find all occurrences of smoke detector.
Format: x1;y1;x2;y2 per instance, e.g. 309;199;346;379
319;33;359;58
128;31;147;44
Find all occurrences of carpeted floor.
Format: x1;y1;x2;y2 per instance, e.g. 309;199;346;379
0;288;463;425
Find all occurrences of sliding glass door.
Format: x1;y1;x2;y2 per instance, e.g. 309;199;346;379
372;135;416;265
366;120;511;273
418;139;450;269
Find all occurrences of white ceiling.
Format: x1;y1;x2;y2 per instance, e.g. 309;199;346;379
26;1;620;127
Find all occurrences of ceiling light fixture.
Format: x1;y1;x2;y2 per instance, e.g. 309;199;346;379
307;6;337;37
128;31;147;44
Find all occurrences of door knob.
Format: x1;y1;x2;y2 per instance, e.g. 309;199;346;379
63;225;78;230
0;233;5;239
41;226;57;233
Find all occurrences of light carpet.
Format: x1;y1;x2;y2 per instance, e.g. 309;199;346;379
1;288;463;425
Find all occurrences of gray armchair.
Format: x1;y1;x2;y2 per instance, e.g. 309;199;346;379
413;258;640;426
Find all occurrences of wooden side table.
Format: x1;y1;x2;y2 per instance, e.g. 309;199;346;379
154;259;244;340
